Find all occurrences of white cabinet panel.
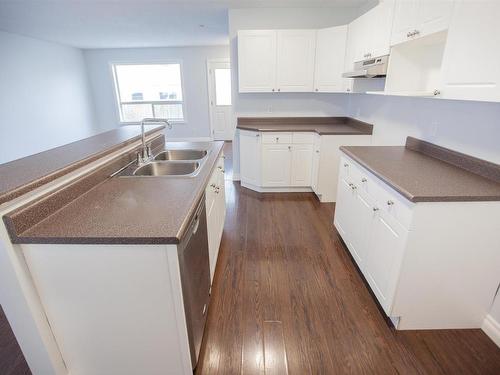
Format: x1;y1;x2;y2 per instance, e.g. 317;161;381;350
239;130;261;186
365;209;408;314
238;30;277;93
313;26;348;92
391;0;418;45
311;135;321;193
290;144;313;187
276;30;316;92
369;0;395;57
391;0;453;46
440;0;500;102
262;144;291;187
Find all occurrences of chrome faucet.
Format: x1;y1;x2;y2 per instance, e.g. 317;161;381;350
137;118;172;165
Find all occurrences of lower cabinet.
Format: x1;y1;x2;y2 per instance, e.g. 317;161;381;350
205;154;226;283
334;152;500;330
239;130;371;200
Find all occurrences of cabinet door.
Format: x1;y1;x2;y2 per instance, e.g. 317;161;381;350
311;136;321;193
262;144;291;186
290;144;313;187
349;15;370;62
276;30;316;92
348;190;374;268
391;0;418;45
417;0;453;38
313;26;347;92
364;208;408;314
238;30;277;93
369;0;395;57
440;1;500;102
240;131;262;186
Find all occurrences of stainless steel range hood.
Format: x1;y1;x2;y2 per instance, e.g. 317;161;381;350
343;55;389;78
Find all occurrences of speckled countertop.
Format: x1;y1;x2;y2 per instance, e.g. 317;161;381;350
0;125;165;205
236;116;373;135
5;141;225;245
341;138;500;202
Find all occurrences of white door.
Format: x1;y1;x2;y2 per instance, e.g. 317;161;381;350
262;144;291;186
369;0;395;57
314;26;348;92
417;0;453;37
276;30;316;92
290;144;313;186
391;0;418;45
440;0;500;102
364;208;408;313
237;30;277;93
240;131;262;186
208;60;232;141
311;136;321;193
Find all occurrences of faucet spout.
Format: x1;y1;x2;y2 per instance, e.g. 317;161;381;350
138;118;172;165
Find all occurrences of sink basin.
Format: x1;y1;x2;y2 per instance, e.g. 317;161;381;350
133;161;200;176
154;149;207;161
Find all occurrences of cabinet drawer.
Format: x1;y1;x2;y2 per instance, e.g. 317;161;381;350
262;132;293;144
292;132;315;144
343;154;414;230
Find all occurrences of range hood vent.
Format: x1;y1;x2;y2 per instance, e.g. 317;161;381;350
343;55;389;79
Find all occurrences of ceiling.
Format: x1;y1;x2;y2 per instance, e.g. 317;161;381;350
0;1;373;49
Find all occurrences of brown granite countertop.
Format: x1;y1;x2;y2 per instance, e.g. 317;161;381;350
4;141;225;245
236;116;373;135
341;137;500;202
0;125;165;205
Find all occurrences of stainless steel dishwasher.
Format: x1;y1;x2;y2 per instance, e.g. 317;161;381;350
177;195;211;369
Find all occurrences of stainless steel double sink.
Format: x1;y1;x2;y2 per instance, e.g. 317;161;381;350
120;149;209;177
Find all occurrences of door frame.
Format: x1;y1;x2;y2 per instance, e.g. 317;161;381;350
206;58;232;141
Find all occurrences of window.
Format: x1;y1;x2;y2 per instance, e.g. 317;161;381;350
112;63;185;123
214;68;232;106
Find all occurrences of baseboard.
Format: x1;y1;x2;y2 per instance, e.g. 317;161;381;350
167;137;213;142
232;173;241;181
241;182;313;193
482;314;500;347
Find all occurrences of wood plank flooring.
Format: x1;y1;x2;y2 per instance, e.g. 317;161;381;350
0;306;31;375
197;143;500;374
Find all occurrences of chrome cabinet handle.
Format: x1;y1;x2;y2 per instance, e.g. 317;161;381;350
387;200;394;206
272;88;275;92
344;163;349;167
278;88;281;92
315;150;320;153
373;207;379;212
276;137;279;142
315;88;319;92
210;183;216;188
218;166;223;170
351;185;357;190
288;146;292;151
361;178;367;182
433;89;441;96
256;133;260;137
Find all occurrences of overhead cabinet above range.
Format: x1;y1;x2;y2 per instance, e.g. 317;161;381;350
238;27;347;93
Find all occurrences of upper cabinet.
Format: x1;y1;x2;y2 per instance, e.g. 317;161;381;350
314;26;348;93
238;29;316;93
440;0;500;102
277;30;317;92
350;0;395;62
391;0;454;46
238;30;277;93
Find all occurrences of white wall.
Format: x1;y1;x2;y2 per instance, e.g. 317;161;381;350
229;7;362;175
348;94;500;164
83;45;229;139
0;31;97;164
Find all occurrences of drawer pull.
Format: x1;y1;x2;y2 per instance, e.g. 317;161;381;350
351;185;357;190
344;163;349;167
361;178;367;183
387;200;394;206
373;207;380;212
276;137;279;142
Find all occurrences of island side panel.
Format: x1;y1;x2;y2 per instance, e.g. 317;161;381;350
21;243;192;375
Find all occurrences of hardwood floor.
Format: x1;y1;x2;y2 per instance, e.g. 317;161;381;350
197;148;500;374
0;306;31;375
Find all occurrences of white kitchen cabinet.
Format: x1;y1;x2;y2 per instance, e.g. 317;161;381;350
276;30;316;92
290;144;313;186
334;152;500;329
391;0;453;46
262;144;291;187
313;26;348;92
206;155;226;282
239;130;262;187
237;30;277;93
440;0;500;102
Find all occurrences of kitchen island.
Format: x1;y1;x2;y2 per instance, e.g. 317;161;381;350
0;127;226;375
